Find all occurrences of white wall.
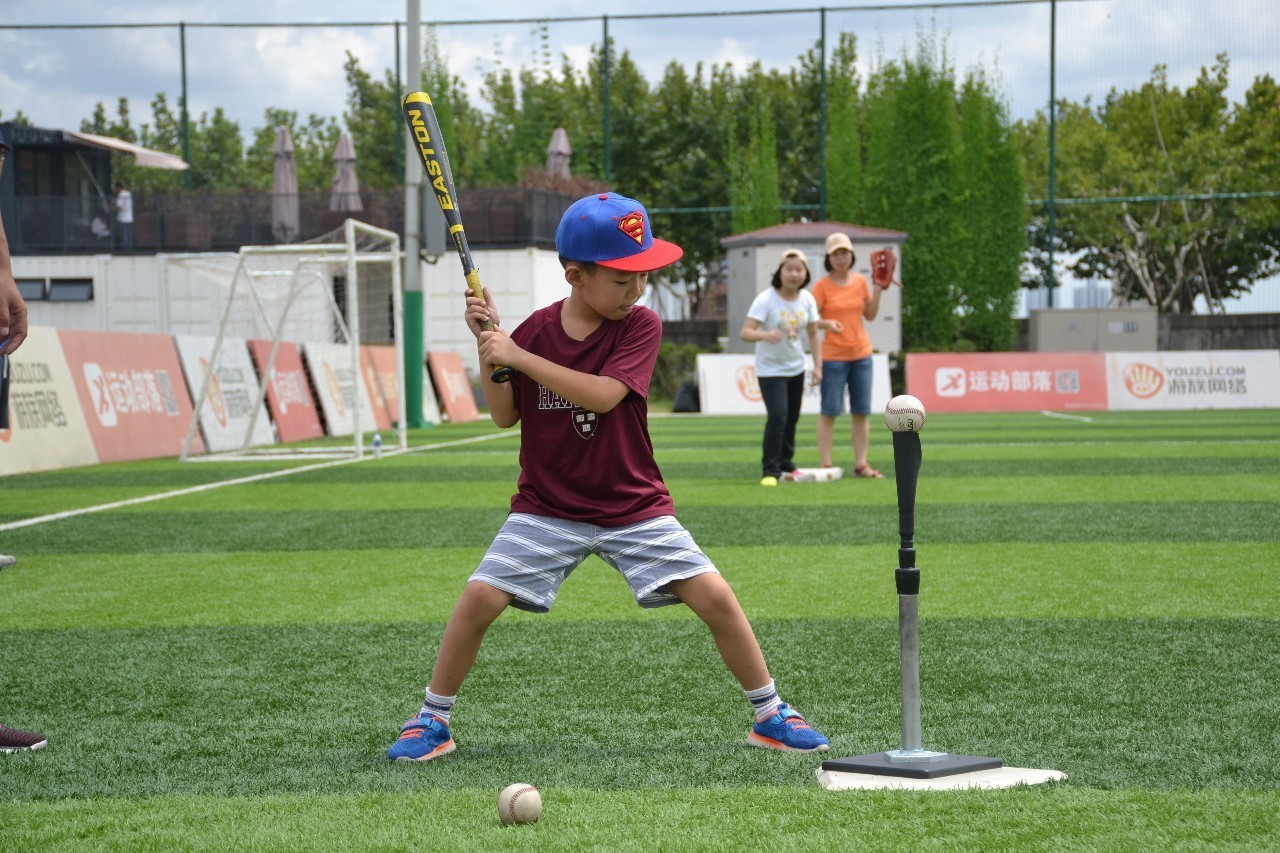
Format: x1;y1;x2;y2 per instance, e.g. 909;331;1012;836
18;252;371;345
17;253;232;337
421;246;569;377
160;255;238;336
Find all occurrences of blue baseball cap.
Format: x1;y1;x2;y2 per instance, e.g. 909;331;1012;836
556;192;683;272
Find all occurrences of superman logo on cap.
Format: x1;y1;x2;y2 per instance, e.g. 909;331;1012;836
617;211;646;245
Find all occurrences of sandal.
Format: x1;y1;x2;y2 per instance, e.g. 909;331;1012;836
853;464;884;480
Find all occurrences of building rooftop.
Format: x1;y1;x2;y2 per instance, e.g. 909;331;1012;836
721;220;907;248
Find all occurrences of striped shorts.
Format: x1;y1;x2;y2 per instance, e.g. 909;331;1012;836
470;513;720;613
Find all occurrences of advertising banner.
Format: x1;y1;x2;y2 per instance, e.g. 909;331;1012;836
420;363;443;425
302;342;380;437
906;352;1108;413
427;351;480;424
0;326;99;476
248;340;324;443
57;328;203;461
696;353;891;416
360;345;396;432
174;335;275;452
1106;350;1280;410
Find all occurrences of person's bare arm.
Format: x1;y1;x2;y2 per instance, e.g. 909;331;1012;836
464;288;518;427
864;277;884;323
0;211;28;355
741;317;783;344
481;332;631;414
808;323;823;385
464;288;631;418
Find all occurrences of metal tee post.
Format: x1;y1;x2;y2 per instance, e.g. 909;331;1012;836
820;430;1003;779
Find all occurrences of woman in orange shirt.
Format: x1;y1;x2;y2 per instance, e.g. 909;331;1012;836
811;232;885;478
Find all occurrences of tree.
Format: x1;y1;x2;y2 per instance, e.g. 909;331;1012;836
479;68;521;185
82;95;189;192
59;23;1026;338
729;80;781;234
862;33;964;350
83;95;247;192
420;26;486;187
342;53;401;190
598;48;655;199
244;108;340;192
81;98;142;194
189;109;248;191
956;71;1025;350
823;33;863;223
643;60;733;314
1018;55;1280;313
135;93;189;193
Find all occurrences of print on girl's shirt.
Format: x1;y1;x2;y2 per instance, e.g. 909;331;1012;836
779;309;807;339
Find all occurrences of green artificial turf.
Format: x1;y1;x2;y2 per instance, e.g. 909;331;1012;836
1;409;1278;848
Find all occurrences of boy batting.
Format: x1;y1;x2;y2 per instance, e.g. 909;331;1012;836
387;192;829;761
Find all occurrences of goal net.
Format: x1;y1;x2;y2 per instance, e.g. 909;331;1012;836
168;219;405;461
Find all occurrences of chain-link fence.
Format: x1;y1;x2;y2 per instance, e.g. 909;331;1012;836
3;2;1278;311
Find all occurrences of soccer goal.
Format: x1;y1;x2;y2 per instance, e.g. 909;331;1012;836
169;219;406;461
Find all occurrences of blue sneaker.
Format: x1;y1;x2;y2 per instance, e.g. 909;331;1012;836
388;714;456;762
748;704;830;752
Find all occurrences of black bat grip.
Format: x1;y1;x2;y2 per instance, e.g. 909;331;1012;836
0;354;9;431
490;366;516;384
892;431;922;550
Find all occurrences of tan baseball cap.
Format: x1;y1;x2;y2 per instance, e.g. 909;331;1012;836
776;247;809;271
824;232;854;256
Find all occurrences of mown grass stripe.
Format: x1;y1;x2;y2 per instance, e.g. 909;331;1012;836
2;542;1276;630
9;467;1278;520
2;788;1279;851
3;502;1275;553
2;619;1277;799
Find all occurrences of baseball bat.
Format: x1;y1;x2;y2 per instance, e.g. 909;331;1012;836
401;91;515;384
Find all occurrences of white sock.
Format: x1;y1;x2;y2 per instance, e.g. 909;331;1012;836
744;680;782;722
420;688;456;724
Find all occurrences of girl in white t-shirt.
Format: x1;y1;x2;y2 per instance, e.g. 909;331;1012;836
740;248;823;486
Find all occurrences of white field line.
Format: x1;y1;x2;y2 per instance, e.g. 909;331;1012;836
0;431;512;533
1040;410;1095;422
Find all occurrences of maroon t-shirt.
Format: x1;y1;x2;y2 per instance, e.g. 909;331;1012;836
507;300;674;526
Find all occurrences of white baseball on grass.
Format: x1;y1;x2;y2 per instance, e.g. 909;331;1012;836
498;783;542;825
884;395;926;432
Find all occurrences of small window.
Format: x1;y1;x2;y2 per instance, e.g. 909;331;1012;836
47;278;94;302
16;278;47;301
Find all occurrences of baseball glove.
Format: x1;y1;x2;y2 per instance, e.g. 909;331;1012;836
870;248;896;289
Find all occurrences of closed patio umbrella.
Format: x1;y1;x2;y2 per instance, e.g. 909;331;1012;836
329;133;364;213
271;126;300;243
546;127;572;178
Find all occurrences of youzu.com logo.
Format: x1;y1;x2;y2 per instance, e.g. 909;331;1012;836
1122;362;1165;398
